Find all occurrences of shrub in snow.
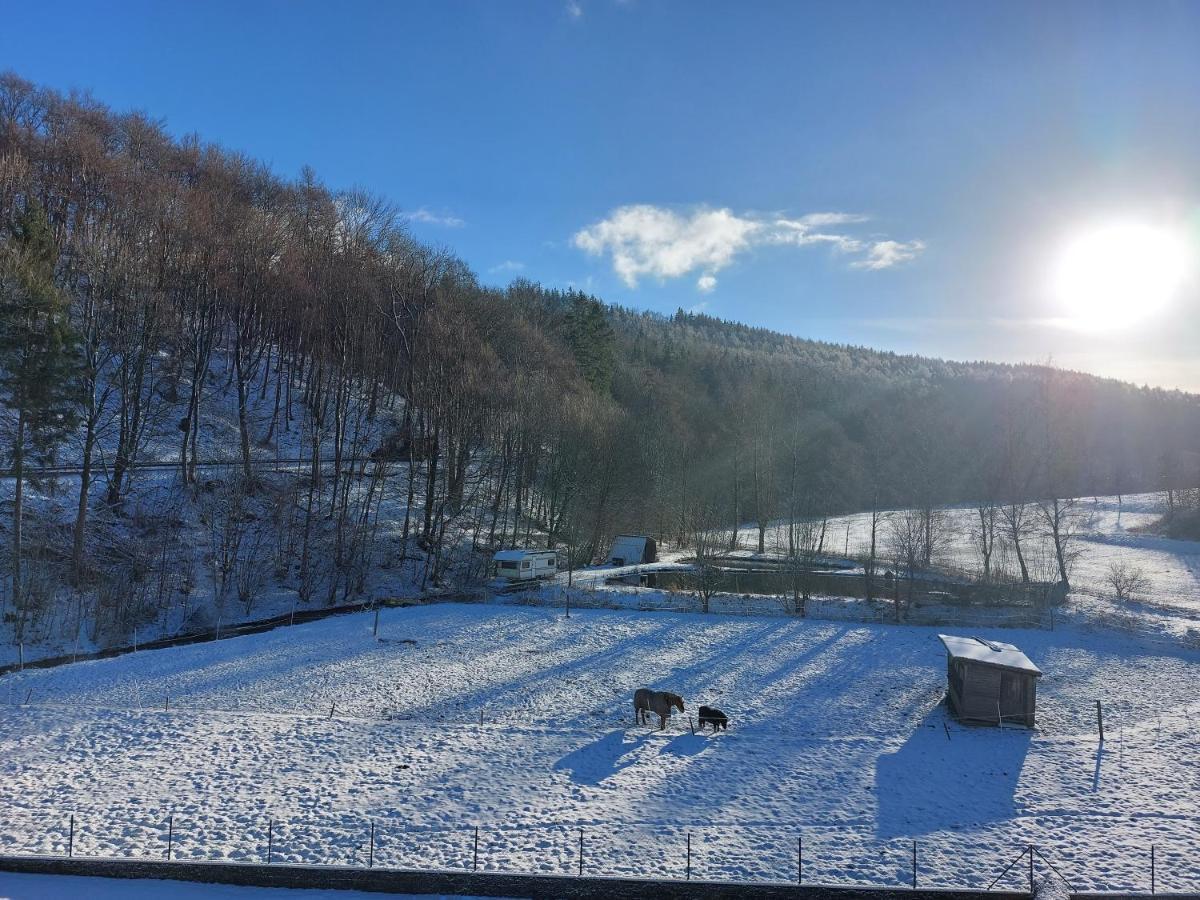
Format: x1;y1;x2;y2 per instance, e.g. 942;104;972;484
1107;561;1150;602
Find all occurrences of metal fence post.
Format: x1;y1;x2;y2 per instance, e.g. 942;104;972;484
166;814;174;861
266;818;273;864
912;840;917;888
578;828;584;876
68;814;74;858
473;826;479;871
686;831;691;881
1028;844;1034;895
1096;700;1105;743
1151;844;1156;895
798;834;802;885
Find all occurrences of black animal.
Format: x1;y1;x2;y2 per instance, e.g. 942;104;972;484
697;705;729;732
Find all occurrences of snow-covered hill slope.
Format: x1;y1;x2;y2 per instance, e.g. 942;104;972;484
734;493;1200;624
2;604;1197;890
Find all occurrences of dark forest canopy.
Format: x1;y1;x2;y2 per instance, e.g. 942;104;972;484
1;68;1198;595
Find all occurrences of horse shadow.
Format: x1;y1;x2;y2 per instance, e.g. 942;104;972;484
553;729;650;786
659;732;710;758
874;704;1032;839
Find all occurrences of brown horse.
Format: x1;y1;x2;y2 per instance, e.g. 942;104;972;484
633;688;685;730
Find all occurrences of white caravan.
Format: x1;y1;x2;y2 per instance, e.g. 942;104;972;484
493;549;559;581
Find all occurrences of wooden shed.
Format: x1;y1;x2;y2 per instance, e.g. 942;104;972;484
939;634;1041;727
607;534;657;566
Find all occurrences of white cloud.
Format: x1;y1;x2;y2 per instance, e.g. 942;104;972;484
573;204;921;290
566;0;583;18
851;239;926;270
405;207;465;228
573;205;761;290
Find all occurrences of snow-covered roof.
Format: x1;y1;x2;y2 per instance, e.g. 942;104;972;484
493;549;554;561
938;634;1042;676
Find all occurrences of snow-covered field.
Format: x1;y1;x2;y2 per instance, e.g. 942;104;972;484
2;602;1198;892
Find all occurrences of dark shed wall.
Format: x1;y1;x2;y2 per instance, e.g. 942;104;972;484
946;658;1037;726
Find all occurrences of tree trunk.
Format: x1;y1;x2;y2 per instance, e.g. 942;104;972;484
234;347;253;480
72;415;97;585
11;412;25;613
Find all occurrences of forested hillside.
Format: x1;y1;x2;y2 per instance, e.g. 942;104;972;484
1;71;1198;653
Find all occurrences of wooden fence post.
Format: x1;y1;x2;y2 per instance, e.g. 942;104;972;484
578;828;583;876
798;834;802;884
1028;844;1034;895
1096;700;1105;743
368;821;375;868
267;818;273;864
473;826;479;871
373;607;381;638
18;642;23;671
686;831;691;880
68;814;74;858
1151;844;1156;895
166;814;174;861
912;840;917;888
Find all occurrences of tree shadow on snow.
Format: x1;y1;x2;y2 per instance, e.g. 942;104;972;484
874;703;1032;840
553;729;650;786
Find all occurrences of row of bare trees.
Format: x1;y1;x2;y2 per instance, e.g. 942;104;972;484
0;74;622;647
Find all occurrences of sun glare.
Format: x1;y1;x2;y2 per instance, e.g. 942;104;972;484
1053;223;1188;330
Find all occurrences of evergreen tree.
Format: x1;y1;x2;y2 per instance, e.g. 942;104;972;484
0;200;80;615
565;292;615;393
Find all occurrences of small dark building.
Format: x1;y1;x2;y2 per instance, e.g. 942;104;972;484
939;634;1041;727
607;534;657;566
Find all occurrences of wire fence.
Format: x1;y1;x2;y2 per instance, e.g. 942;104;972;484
514;583;1054;632
1;808;1196;893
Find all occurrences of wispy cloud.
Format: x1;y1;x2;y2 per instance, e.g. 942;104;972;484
850;239;925;270
405;207;465;228
566;0;583;19
573;204;922;291
489;260;526;274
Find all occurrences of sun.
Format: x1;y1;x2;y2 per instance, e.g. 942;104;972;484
1053;223;1188;330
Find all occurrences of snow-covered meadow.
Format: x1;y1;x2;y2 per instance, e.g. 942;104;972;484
2;601;1199;891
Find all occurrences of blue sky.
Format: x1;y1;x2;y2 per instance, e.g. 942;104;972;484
3;1;1200;389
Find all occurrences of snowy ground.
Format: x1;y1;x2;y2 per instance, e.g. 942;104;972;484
2;603;1198;892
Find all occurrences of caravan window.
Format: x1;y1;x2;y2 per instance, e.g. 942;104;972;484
522;561;531;569
498;561;518;570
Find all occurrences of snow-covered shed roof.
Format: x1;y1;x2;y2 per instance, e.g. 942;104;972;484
938;634;1042;676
